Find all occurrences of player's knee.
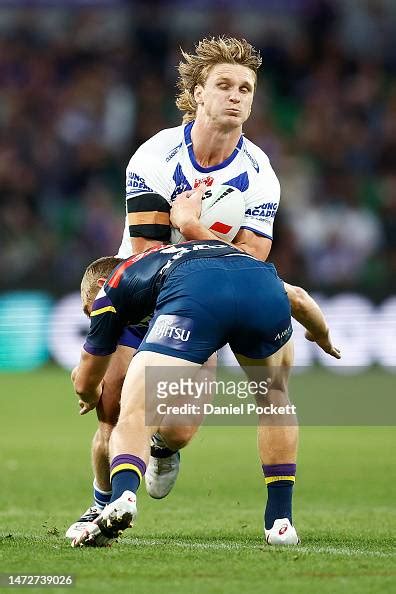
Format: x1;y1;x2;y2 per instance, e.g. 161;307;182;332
160;426;197;450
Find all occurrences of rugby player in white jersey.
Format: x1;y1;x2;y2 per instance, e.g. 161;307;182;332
67;37;303;544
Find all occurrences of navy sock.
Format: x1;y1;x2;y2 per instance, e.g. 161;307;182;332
262;463;296;530
110;454;146;502
93;480;112;509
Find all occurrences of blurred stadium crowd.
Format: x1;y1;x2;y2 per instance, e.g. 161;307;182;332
1;0;395;298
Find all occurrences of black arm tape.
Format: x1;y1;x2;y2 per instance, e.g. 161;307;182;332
127;193;171;215
127;192;171;241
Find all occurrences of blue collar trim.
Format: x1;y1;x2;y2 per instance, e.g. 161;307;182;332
184;121;243;173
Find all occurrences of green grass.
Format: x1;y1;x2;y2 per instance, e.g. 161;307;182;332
0;366;395;593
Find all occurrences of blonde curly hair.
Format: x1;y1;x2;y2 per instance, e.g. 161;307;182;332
176;36;262;124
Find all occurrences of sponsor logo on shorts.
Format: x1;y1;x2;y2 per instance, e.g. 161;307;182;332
274;324;292;342
146;315;193;350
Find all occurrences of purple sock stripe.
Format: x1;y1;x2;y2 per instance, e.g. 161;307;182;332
111;454;146;476
262;463;296;477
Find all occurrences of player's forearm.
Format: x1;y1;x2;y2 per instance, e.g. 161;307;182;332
73;367;103;403
285;284;329;338
131;237;164;254
179;218;220;241
73;351;110;403
73;378;102;404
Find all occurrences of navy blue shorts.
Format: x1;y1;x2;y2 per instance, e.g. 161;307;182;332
119;325;147;349
138;255;292;364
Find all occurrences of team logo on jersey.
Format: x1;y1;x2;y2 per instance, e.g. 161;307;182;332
166;142;183;162
245;202;278;219
126;172;153;194
193;176;214;188
146;315;193;349
243;147;259;173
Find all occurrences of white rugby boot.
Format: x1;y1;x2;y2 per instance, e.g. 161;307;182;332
71;491;137;548
145;433;180;499
65;505;101;540
265;518;300;545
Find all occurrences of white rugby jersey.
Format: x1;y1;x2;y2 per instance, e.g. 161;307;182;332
117;122;280;258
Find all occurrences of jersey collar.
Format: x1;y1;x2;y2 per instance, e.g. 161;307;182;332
184;121;243;173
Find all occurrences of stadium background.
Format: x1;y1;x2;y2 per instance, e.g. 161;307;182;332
1;0;396;372
0;3;395;593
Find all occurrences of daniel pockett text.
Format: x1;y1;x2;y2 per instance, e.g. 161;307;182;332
144;368;297;426
156;402;297;416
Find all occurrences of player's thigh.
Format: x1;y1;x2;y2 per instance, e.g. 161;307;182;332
96;345;137;424
120;350;201;426
235;339;294;394
159;352;218;439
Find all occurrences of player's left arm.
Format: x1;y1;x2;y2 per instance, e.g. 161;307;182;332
72;350;112;415
237;154;281;261
232;229;272;261
285;283;341;359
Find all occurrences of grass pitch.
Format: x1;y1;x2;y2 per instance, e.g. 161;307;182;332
0;366;395;593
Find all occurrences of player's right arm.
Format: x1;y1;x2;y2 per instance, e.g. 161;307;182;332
73;350;110;414
119;140;177;255
285;283;341;359
127;192;171;254
73;288;127;413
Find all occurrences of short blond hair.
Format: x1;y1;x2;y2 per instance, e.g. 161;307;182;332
176;36;262;123
81;256;123;316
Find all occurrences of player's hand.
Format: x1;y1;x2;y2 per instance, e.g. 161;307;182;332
170;183;205;231
78;399;98;415
305;330;341;359
77;381;103;415
71;366;79;383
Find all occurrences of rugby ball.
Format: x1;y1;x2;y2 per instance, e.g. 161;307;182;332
171;184;245;244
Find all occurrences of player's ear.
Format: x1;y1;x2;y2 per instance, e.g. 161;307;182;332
194;84;204;105
97;277;107;288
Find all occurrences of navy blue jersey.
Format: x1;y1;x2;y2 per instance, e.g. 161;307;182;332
84;241;249;356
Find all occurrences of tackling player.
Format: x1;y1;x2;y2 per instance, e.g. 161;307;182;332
70;241;340;547
66;37;295;541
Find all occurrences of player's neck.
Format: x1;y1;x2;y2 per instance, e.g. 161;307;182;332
190;120;242;168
